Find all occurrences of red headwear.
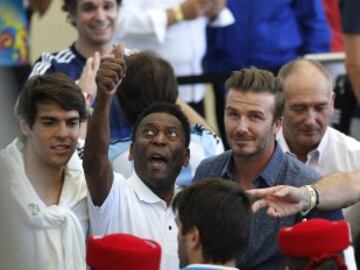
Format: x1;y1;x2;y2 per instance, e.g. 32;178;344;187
278;218;351;270
86;234;161;270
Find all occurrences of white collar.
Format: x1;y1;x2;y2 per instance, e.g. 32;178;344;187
127;171;171;208
277;127;330;163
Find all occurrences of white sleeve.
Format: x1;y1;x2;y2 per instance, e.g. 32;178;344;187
116;1;168;43
208;7;235;28
87;173;126;236
29;52;54;77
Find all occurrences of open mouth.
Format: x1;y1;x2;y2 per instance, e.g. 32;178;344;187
51;144;71;155
148;154;168;170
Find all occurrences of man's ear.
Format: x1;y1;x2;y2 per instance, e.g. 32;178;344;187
128;143;134;161
273;116;283;135
18;116;31;137
183;148;190;167
330;91;335;113
188;226;201;250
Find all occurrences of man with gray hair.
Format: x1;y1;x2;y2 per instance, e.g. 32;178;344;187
277;59;360;237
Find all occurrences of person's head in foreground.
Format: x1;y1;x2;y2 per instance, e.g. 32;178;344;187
15;73;87;167
173;178;251;268
86;233;161;270
130;101;190;204
279;218;351;270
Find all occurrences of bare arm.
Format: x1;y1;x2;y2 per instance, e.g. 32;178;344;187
117;0;208;42
316;171;360;210
205;0;226;20
249;171;360;217
248;185;310;218
166;0;209;26
83;45;126;206
176;98;215;132
344;34;360;105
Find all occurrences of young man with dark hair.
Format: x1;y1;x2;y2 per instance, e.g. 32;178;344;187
108;51;223;185
193;67;343;270
84;45;190;270
30;0;130;139
0;73;89;269
173;178;251;270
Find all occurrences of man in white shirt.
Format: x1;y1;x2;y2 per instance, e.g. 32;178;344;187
114;0;234;115
277;59;360;237
83;45;190;270
173;178;251;270
0;73;89;270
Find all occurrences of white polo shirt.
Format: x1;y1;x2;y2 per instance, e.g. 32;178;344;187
88;172;179;270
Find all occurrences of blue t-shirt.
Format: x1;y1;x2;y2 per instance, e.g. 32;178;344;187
193;144;343;270
204;0;331;72
30;44;131;139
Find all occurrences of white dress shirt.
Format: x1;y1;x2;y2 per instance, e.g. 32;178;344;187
88;172;179;270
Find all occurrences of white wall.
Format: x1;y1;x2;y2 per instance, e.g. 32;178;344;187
30;1;76;63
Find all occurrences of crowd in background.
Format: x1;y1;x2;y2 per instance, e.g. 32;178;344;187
1;0;360;270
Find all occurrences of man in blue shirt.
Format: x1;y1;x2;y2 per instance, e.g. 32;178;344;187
30;0;131;139
193;68;343;270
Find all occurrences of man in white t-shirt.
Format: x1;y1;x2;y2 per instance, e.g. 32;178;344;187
0;73;89;270
83;45;190;270
277;59;360;237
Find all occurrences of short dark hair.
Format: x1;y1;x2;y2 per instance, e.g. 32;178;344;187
62;0;122;14
132;101;190;148
173;178;251;264
117;51;179;124
225;67;284;121
15;73;87;127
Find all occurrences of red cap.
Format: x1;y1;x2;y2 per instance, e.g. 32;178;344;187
278;218;351;258
86;234;161;270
